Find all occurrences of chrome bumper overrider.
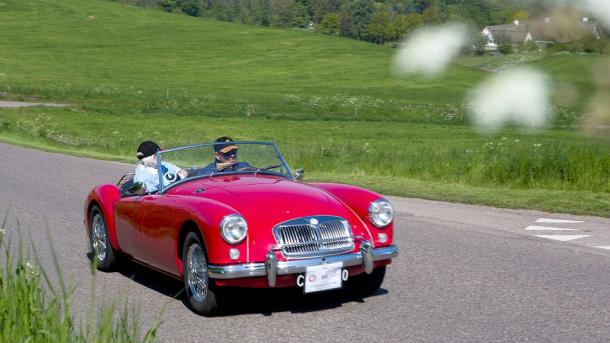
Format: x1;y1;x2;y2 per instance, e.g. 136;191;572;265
207;243;398;287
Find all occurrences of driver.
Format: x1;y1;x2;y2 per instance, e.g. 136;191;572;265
198;136;250;175
133;140;187;193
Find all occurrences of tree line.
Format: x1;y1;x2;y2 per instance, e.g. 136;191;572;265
122;0;541;44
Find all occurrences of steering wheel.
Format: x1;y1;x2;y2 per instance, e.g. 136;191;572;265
215;164;235;173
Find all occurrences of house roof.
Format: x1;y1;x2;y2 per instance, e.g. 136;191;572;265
483;18;601;44
485;24;530;43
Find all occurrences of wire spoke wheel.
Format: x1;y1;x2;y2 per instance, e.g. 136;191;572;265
92;213;108;262
187;244;209;302
89;206;116;271
182;232;221;315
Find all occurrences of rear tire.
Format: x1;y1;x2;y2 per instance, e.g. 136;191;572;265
89;206;117;271
182;232;222;315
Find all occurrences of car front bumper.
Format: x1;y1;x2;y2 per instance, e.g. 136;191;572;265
207;242;398;287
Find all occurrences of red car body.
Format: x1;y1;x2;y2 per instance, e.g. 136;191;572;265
85;143;398;314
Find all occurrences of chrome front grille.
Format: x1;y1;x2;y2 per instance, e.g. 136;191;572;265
273;216;354;258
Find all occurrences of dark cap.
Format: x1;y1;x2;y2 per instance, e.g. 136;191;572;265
136;141;160;160
214;136;238;153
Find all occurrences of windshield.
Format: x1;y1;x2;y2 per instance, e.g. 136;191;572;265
157;142;293;192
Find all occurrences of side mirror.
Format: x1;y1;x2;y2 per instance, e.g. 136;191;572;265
129;182;148;196
294;168;304;181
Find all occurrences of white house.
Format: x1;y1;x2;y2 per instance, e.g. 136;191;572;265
482;17;601;51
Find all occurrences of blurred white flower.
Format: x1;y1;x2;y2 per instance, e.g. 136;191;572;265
468;67;551;132
581;0;610;26
393;23;469;77
25;262;38;276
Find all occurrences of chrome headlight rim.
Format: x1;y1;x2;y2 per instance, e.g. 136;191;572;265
220;214;248;244
368;199;394;228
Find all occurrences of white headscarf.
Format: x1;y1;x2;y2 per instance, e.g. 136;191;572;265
140;155;157;169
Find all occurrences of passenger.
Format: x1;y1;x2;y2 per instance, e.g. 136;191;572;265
199;136;250;175
133;141;187;193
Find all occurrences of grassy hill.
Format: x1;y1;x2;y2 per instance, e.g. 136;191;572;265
0;0;608;216
0;0;486;123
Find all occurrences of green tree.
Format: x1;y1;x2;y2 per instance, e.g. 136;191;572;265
344;0;374;39
422;5;442;24
496;34;513;54
180;0;202;16
339;10;354;37
364;11;392;44
447;4;475;27
316;12;340;35
310;0;340;23
473;33;488;55
292;1;310;27
387;12;423;41
161;0;178;12
520;40;539;52
512;10;529;21
270;0;295;27
260;0;271;25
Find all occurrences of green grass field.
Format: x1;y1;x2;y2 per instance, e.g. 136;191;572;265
0;0;608;216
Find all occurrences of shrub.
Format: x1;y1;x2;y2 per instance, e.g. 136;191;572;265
496;34;513;54
316;13;340;35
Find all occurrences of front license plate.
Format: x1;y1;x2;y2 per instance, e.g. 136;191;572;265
304;262;343;294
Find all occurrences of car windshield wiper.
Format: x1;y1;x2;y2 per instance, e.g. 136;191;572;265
209;164;233;178
209;164;284;178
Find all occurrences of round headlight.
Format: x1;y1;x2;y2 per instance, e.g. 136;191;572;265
369;199;394;228
220;214;248;244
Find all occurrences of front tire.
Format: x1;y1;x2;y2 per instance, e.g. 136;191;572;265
89;206;117;271
351;266;386;295
182;232;222;315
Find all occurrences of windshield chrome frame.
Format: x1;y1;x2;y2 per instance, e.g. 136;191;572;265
157;141;294;194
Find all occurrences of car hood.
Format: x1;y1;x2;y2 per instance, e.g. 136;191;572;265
178;175;355;222
169;174;370;260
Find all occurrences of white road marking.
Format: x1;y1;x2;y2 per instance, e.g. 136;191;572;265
535;218;584;224
534;235;592;242
525;226;580;231
593;246;610;250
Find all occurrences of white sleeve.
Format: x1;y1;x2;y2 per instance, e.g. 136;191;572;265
163;162;182;174
134;169;159;193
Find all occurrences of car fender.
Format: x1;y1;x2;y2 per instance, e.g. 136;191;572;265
85;184;121;251
171;196;241;261
309;182;394;247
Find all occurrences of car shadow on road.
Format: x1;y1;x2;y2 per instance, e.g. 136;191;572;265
109;256;388;316
219;287;389;317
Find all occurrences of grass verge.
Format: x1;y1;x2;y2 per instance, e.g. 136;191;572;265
0;218;161;342
0;107;608;217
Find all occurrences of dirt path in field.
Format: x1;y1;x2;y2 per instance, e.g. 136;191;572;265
0;100;69;108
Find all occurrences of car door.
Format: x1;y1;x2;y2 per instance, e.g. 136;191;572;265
139;194;179;273
114;195;145;259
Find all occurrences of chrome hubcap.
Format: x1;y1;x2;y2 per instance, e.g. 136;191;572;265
92;213;107;262
187;244;208;302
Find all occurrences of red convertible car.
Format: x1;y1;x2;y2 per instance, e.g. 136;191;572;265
85;141;398;315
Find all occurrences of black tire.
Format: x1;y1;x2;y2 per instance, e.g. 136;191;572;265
89;206;117;271
350;266;386;295
182;232;222;315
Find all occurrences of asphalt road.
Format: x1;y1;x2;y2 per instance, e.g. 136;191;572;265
1;142;610;342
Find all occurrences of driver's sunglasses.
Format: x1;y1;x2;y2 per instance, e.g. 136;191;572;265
220;150;237;158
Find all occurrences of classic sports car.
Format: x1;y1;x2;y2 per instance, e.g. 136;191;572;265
85;141;398;315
